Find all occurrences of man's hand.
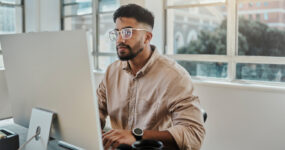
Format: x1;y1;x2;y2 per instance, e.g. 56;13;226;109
102;129;136;150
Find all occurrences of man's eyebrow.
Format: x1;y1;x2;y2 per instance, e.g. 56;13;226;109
115;26;134;30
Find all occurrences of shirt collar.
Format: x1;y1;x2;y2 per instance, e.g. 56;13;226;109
122;45;159;77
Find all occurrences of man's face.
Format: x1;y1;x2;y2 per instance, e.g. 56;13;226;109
115;17;147;61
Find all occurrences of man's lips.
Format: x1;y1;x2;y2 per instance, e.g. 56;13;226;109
117;46;128;52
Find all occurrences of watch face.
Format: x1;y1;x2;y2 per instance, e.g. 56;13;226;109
134;128;143;135
133;128;143;141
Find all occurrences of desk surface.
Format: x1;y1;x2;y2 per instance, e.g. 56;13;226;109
0;119;72;150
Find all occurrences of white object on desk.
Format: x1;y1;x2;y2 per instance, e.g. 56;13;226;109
24;108;55;150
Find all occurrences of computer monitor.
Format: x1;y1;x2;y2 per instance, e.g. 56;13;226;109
0;30;103;149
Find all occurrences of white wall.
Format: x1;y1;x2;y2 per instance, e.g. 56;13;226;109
194;82;285;150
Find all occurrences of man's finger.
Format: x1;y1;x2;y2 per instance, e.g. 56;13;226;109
110;136;121;148
112;140;122;149
104;137;115;150
102;129;114;138
103;131;114;146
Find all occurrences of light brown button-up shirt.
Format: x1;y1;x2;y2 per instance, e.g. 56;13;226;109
97;46;205;150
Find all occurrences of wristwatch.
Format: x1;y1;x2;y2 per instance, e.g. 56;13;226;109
132;128;143;141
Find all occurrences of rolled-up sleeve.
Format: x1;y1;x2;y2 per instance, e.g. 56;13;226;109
166;74;206;150
96;80;108;129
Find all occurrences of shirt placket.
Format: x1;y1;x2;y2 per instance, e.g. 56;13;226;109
127;77;137;129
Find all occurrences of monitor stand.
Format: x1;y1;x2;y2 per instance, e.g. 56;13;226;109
20;108;55;150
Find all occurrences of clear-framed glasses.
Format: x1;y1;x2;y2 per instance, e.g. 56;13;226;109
109;28;149;41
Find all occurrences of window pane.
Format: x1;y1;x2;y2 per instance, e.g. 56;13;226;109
0;55;3;69
99;0;119;12
0;6;22;34
64;15;92;30
236;63;285;82
63;0;92;16
238;0;285;57
0;0;21;4
99;13;116;52
98;56;117;71
167;5;227;55
178;61;227;78
64;0;92;3
167;0;225;6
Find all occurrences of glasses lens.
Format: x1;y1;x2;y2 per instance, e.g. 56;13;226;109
109;30;117;41
122;28;132;39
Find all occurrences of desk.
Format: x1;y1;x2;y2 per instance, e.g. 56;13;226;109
0;119;71;150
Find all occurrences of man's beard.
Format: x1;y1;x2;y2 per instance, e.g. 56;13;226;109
116;43;143;61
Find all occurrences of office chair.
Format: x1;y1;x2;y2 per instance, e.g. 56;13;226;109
201;108;207;123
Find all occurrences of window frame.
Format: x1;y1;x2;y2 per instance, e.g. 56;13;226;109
0;0;25;33
60;0;118;71
165;0;285;86
0;0;25;69
94;10;118;71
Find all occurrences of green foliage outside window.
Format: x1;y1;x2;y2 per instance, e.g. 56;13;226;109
177;17;285;82
177;17;285;56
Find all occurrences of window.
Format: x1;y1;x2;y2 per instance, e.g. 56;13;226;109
166;0;228;79
256;14;260;21
62;0;92;30
236;63;285;82
256;2;261;7
167;0;226;6
249;2;254;7
237;0;285;83
249;14;252;20
61;0;119;70
166;0;285;84
264;13;268;20
264;2;268;6
0;0;24;69
239;4;243;8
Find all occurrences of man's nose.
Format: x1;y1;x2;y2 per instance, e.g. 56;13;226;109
116;33;125;44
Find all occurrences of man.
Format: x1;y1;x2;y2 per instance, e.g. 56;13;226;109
97;4;205;150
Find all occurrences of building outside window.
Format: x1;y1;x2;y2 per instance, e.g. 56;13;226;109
0;0;24;69
237;0;285;83
264;2;269;6
166;0;285;84
249;14;252;19
264;13;268;20
256;2;261;7
239;3;243;8
256;14;260;21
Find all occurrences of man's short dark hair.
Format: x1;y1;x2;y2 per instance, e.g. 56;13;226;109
113;4;154;29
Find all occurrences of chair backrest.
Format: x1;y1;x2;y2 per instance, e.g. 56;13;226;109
201;108;207;123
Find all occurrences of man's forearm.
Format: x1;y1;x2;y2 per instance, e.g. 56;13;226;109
143;130;179;149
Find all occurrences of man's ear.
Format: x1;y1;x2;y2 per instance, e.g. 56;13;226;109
144;32;153;44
